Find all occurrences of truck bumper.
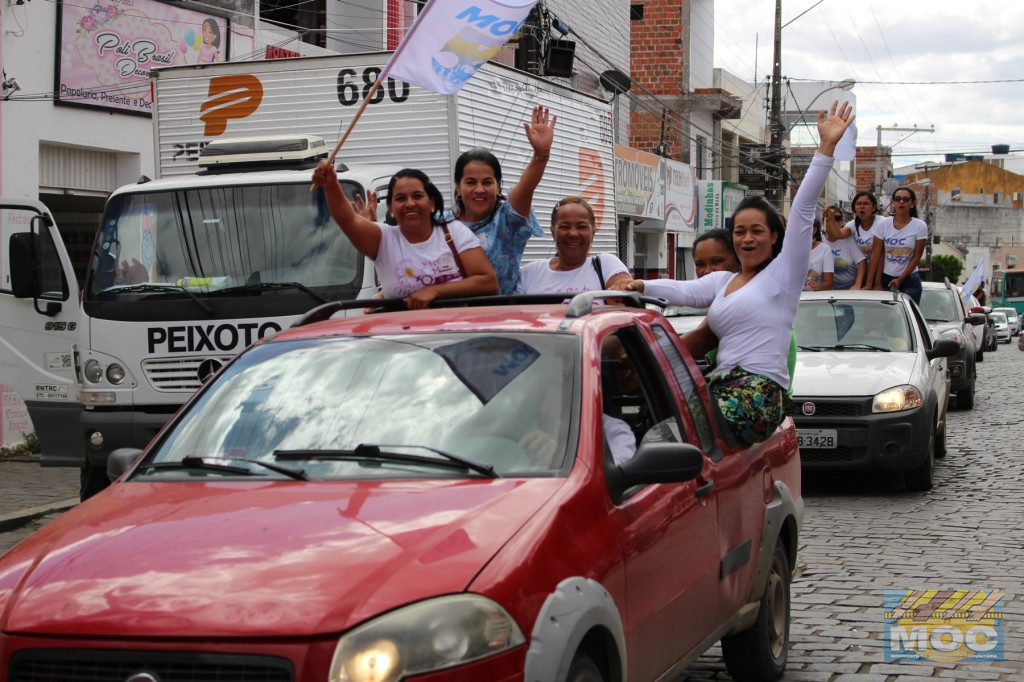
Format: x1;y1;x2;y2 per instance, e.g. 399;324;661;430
78;408;175;467
27;401;84;467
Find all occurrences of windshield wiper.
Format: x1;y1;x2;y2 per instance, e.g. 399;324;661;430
274;443;499;478
797;345;822;352
141;455;308;480
832;343;891;352
96;283;214;315
214;282;329;303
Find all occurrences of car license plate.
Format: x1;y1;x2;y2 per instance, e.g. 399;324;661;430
797;429;837;449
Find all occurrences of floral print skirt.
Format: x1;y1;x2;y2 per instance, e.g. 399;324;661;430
709;367;786;445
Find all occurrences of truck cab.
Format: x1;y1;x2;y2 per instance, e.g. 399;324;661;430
3;135;395;498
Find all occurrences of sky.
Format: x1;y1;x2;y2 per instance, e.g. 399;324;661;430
710;0;1024;168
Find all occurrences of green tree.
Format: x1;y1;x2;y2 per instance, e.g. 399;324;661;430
926;254;964;284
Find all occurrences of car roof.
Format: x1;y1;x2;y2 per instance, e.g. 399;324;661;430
268;294;669;344
799;289;909;303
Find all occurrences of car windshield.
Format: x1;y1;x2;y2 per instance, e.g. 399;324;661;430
995;308;1017;320
991;313;1007;323
137;332;578;480
794;300;913;352
917;289;957;322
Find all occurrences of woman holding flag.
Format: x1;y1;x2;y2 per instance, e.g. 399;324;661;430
311;165;498;309
442;106;557;294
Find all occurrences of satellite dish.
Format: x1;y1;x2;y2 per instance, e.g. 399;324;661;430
599;69;632;94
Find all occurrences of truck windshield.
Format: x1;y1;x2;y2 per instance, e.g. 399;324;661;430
85;181;364;301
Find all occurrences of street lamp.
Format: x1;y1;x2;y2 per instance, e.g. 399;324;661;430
771;79;855;213
786;79;856;139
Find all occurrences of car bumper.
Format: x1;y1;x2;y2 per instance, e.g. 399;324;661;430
790;395;932;472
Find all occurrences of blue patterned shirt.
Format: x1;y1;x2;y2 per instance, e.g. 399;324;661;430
442;202;543;294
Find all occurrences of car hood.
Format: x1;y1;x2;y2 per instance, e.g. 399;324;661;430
793;352;919;396
0;478;562;638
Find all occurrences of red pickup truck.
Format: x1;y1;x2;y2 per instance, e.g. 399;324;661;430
0;293;802;682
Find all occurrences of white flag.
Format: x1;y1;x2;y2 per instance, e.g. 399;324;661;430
961;259;986;305
385;0;539;95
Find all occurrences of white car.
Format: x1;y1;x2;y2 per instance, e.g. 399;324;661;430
993;307;1021;336
790;290;959;491
991;311;1012;343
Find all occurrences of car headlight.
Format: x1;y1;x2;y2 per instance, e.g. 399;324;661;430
328;595;525;682
84;359;104;384
873;385;924;413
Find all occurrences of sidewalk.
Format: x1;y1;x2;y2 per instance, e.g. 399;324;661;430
0;457;79;531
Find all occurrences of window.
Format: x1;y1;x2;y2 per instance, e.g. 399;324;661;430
650;323;714;453
1;207;69;301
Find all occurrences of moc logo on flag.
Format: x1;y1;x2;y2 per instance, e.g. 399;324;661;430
387;0;538;95
884;589;1004;663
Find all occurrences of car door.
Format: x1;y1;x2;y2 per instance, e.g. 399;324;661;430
648;322;767;622
908;300;949;405
600;324;721;680
0;200;82;451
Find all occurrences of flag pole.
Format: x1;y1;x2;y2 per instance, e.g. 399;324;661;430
310;76;385;192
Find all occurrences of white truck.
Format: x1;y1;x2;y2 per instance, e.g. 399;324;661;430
0;53;616;498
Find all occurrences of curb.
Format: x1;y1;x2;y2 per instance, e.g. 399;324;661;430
0;498;79;533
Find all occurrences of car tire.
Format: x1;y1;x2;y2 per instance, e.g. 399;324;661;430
722;542;790;682
905;426;935;492
566;651;605;682
935;417;947;458
957;375;975;411
976;346;984;362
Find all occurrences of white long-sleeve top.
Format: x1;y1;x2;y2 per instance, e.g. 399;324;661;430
643;152;833;389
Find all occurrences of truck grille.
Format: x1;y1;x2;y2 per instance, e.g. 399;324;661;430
142;355;234;392
9;650;293;682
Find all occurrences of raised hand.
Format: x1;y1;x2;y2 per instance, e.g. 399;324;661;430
816;100;855;157
523;105;556;157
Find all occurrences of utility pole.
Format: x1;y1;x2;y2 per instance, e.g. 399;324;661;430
874;124;935;195
766;0;784;210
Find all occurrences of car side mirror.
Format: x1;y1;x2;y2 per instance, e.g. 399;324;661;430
618;441;705;486
968;313;987;326
107;447;144;482
927;338;960;360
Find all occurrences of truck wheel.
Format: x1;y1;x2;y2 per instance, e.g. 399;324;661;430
722;543;790;682
905;427;935;492
80;462;109;501
566;651;605;682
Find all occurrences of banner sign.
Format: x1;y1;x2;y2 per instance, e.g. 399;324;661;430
54;0;231;115
614;145;662;219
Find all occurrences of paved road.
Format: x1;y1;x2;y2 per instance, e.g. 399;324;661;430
680;342;1024;680
1;344;1022;680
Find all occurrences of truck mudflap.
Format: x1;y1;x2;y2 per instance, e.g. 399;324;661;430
523;577;626;682
29;401;83;466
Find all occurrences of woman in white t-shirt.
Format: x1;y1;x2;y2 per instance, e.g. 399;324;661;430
822;206;865;290
515;196;630;294
869;186;927;304
805;218;834;291
312;164;497;308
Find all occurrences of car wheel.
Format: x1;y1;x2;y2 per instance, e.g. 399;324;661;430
722;543;790;682
566;651;605;682
935;417;947;458
905;426;935;492
976;346;984;362
957;375;975;410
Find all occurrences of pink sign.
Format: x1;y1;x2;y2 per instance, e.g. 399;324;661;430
1;385;32;447
56;0;230;115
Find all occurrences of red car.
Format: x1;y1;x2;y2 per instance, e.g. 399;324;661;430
0;293;802;682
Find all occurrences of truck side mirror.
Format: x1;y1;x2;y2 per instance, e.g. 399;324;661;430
9;232;41;299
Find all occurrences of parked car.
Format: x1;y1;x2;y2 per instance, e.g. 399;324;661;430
991;311;1012;343
0;293;803;682
969;298;998;354
992;307;1021;336
790;289;959;490
917;281;986;409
